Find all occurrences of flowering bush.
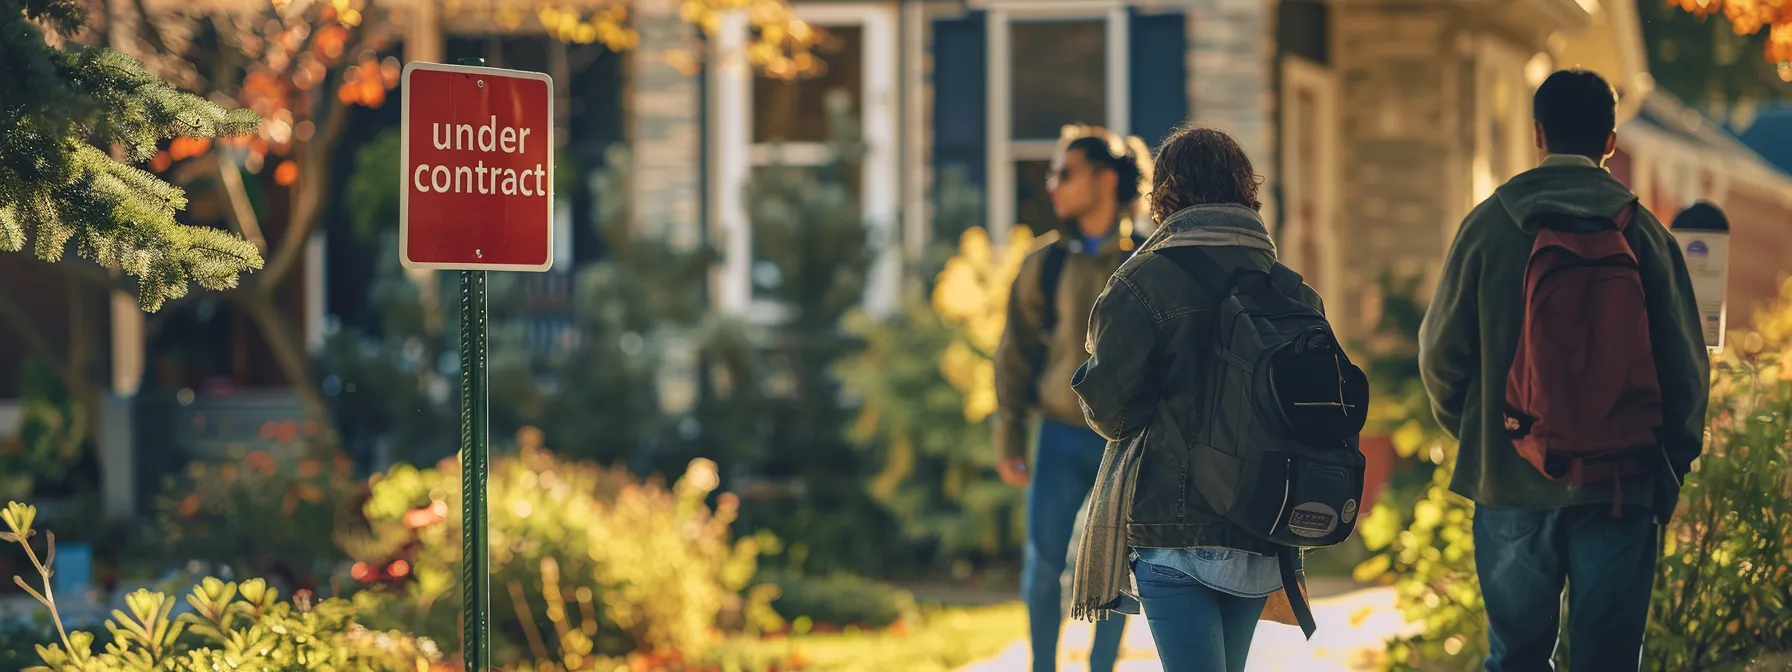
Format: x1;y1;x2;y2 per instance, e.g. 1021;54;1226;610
342;437;769;667
3;503;438;672
154;439;362;594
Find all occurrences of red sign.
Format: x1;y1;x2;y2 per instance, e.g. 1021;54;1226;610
400;62;554;272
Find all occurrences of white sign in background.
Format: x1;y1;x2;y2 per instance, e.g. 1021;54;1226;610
1678;230;1729;353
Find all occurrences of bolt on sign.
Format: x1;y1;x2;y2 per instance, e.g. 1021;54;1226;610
400;61;554;271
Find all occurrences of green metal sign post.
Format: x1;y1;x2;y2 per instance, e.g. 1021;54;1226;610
458;264;490;671
400;55;556;671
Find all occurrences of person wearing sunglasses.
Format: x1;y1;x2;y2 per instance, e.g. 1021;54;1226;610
993;124;1152;672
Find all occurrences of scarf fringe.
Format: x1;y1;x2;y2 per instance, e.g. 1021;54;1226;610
1068;431;1143;624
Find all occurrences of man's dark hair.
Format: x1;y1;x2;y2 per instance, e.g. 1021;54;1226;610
1533;69;1617;158
1147;124;1263;220
1060;125;1153;207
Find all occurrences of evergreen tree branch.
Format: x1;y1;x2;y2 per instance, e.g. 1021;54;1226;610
0;204;22;252
2;5;263;312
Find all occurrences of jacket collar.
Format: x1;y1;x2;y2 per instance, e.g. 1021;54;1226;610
1140;204;1277;256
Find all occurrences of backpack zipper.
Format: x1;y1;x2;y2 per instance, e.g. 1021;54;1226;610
1269;458;1293;536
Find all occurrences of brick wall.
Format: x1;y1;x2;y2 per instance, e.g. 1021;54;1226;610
628;0;703;251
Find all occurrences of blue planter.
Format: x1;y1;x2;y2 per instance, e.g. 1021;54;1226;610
51;542;92;601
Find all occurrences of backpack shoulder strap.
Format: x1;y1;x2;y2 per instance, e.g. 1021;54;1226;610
1153;245;1236;298
1037;244;1069;334
1612;201;1638;231
1268;263;1306;297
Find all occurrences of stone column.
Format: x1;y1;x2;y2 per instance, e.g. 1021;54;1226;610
629;0;706;421
1331;4;1457;329
629;0;704;250
1187;0;1274;176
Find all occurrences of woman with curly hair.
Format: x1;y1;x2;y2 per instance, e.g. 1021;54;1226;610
1068;124;1329;672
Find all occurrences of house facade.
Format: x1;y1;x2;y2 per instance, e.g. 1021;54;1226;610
1611;93;1792;327
9;0;1792;517
614;0;1272;321
548;0;1764;333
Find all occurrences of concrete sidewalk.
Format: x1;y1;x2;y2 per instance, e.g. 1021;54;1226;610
953;585;1415;672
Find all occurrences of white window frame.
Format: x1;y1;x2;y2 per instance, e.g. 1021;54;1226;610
1278;56;1343;309
985;3;1129;238
709;4;901;322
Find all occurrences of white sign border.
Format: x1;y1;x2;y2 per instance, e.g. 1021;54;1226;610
399;60;556;273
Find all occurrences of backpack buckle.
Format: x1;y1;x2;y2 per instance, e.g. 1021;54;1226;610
1503;408;1536;438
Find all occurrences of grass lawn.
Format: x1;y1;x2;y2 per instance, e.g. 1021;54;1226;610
709;603;1027;672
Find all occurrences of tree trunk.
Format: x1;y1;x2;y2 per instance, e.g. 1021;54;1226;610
235;290;335;440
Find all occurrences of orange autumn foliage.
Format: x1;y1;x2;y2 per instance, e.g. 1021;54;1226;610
274;160;299;186
1670;0;1792;63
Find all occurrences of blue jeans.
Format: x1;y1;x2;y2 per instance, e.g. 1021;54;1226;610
1133;559;1266;672
1022;419;1126;672
1474;504;1660;672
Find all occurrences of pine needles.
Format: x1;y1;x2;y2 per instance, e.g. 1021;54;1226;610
1;0;263;311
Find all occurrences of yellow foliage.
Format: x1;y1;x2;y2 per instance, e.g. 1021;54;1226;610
1390;420;1427;459
931;226;1039;422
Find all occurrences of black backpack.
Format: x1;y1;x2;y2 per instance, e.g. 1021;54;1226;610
1157;246;1371;638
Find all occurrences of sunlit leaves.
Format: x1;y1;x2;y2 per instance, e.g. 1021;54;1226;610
0;34;263;310
345;448;769;661
1668;0;1792;65
931;226;1039;423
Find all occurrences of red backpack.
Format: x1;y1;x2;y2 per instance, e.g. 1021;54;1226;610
1504;202;1664;515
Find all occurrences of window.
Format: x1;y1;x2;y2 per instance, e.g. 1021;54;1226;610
753;27;864;145
1009;20;1107;139
748;26;867;301
986;7;1129;236
710;5;898;320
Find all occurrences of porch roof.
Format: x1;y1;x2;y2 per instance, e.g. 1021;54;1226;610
1623;91;1792;196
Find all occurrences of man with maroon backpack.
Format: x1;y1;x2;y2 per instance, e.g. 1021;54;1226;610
1419;69;1709;671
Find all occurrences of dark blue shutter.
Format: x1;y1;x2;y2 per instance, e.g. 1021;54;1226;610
1128;9;1188;150
932;12;988;196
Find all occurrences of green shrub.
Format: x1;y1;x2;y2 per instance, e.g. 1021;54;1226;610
757;570;920;629
1;359;86;501
3;502;438;672
839;295;1023;573
342;444;770;667
1645;283;1792;670
1359;279;1792;671
154;441;362;593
